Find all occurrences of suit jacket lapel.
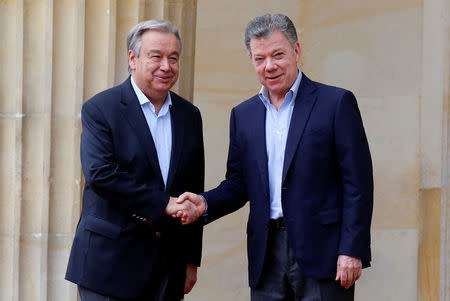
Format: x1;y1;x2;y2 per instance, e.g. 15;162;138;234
282;74;317;184
165;92;184;191
120;77;164;185
250;98;270;198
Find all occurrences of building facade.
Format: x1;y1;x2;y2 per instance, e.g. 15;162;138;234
0;0;448;300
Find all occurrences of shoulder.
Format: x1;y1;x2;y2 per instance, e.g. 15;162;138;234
303;76;357;110
304;77;362;123
306;76;351;100
232;94;261;113
83;79;128;111
170;91;201;115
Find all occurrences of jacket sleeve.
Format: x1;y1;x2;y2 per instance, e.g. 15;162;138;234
80;100;169;228
334;91;373;263
203;108;249;224
179;107;205;266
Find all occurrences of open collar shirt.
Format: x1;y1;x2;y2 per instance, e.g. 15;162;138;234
131;76;172;189
258;71;302;219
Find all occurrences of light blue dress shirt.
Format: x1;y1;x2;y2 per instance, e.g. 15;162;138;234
258;71;302;219
131;76;172;189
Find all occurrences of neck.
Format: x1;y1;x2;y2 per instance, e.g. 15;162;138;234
147;93;166;115
132;75;168;114
268;92;286;111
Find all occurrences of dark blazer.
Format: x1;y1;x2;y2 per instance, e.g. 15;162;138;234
203;73;373;288
65;77;204;299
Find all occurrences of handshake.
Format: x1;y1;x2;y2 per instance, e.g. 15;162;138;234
164;192;207;225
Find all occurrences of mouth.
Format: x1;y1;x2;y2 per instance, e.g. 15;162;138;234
155;75;173;82
266;74;282;81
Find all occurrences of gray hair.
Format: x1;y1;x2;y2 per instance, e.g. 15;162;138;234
127;20;182;72
244;14;298;55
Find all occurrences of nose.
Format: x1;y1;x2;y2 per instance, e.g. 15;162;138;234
159;57;170;71
265;58;277;72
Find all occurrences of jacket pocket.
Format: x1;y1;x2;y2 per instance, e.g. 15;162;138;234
85;215;121;239
317;208;342;224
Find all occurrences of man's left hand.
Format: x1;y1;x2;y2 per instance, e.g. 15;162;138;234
335;255;362;289
175;192;207;224
184;264;198;294
165;197;200;224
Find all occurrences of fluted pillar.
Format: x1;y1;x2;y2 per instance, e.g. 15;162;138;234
0;1;197;300
0;1;24;300
113;0;198;100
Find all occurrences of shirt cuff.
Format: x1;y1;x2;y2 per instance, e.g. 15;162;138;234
199;194;208;216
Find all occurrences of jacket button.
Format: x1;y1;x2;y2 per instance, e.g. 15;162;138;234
282;187;287;190
265;223;269;229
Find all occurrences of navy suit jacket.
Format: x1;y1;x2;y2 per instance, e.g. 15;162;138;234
203;74;373;288
66;77;204;299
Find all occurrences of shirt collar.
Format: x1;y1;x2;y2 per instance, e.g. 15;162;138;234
130;75;172;116
259;70;302;108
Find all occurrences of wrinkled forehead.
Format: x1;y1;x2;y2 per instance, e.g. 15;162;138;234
249;31;292;55
140;30;180;51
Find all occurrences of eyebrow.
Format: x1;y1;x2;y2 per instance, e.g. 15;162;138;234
147;49;180;56
253;47;285;57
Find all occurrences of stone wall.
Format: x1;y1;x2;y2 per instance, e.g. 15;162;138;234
0;1;196;300
0;0;448;300
188;0;449;300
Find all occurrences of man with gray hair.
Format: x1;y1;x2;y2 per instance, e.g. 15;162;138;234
177;14;373;300
65;20;204;301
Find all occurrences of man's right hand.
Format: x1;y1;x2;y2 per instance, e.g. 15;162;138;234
165;197;200;224
176;192;207;224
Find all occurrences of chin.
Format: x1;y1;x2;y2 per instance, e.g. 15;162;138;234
156;85;175;93
266;84;283;93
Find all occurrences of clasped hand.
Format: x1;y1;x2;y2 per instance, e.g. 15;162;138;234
164;193;206;224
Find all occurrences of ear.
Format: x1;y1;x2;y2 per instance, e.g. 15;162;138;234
249;52;258;68
294;42;301;63
128;50;136;71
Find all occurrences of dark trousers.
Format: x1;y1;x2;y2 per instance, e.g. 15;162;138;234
251;227;354;301
78;277;181;301
77;246;185;301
